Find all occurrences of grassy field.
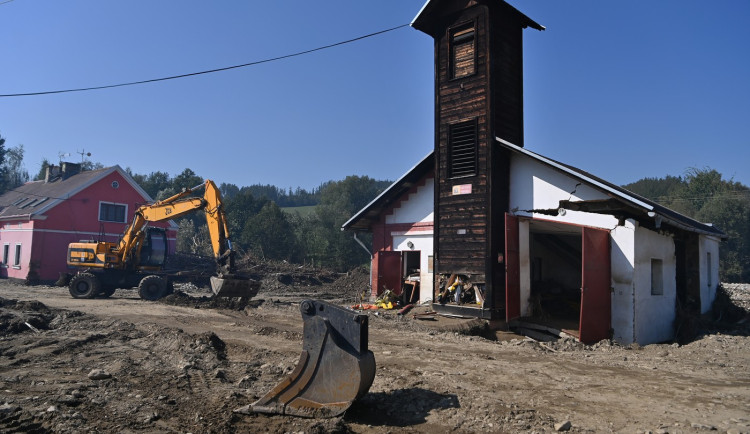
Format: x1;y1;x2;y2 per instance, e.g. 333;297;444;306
280;205;317;217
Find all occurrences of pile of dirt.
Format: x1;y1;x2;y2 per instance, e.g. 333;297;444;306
0;296;290;433
722;282;750;312
158;289;263;310
675;283;750;343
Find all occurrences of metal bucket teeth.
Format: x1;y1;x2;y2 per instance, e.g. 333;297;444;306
238;299;376;418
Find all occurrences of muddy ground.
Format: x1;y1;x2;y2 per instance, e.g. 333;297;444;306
0;266;749;433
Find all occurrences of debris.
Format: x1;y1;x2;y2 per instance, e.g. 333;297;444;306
87;369;112;380
555;420;572;431
398;304;415;315
24;321;40;334
413;311;438;321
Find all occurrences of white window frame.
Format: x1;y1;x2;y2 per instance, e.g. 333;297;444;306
13;243;22;269
98;201;128;223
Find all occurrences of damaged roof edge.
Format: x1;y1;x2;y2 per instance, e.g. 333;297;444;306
341;152;434;232
496;137;654;210
496;137;726;239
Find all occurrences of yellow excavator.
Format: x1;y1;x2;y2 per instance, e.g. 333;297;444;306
66;179;258;300
67;180;376;417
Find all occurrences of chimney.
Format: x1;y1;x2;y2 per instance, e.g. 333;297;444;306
61;162;82;180
45;164;62;183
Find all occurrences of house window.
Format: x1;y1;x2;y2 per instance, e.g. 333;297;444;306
99;202;127;223
448;120;478;178
13;243;22;268
2;244;8;266
707;252;712;288
651;258;663;296
450;23;476;79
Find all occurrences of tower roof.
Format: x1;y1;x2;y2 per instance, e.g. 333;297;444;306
411;0;544;36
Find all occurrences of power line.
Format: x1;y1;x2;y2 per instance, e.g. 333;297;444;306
0;0;15;5
0;24;410;98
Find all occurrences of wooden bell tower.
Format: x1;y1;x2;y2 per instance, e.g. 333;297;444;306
412;0;543;318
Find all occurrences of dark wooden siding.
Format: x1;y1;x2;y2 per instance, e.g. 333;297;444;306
436;6;490;278
431;1;531;312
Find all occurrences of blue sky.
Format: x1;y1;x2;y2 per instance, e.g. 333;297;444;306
1;0;749;191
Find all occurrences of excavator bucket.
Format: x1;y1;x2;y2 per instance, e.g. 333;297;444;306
209;275;260;298
237;299;376;418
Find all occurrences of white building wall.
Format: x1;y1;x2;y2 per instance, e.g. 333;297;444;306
610;220;636;344
509;154;683;345
393;234;434;304
384;177;435;305
699;235;721;314
386;178;434;225
633;226;677;344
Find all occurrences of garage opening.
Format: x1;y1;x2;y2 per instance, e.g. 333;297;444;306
527;221;582;337
506;215;612;344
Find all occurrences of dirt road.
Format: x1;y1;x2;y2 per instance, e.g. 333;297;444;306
1;281;749;433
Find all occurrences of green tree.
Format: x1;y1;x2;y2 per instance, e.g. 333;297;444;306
33;158;52;181
176;219;212;256
304;175;389;271
225;189;267;245
242;202;296;261
0;144;29;192
130;170;171;199
625;168;750;282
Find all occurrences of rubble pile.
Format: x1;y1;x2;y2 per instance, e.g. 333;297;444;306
722;283;750;312
0;297;271;433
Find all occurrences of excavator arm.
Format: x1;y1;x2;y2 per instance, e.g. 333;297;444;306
113;180;250;297
116;180;231;265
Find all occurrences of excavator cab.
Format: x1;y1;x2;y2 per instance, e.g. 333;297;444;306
137;227;168;267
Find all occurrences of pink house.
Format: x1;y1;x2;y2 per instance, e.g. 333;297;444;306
0;163;177;283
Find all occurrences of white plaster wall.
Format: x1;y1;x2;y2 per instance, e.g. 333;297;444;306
386;178;434;225
610;220;636;344
699;236;721;314
633;226;677;344
509;155;619;230
393;234;434;304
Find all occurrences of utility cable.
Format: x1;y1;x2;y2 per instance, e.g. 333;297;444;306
0;23;410;98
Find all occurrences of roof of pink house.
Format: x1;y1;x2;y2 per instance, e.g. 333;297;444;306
0;165;155;221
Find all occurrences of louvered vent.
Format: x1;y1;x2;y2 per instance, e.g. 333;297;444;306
449;120;477;178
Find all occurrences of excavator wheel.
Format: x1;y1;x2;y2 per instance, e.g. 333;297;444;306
138;275;168;301
236;299;376;418
68;273;101;299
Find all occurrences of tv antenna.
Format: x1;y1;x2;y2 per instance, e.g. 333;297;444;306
77;149;92;163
